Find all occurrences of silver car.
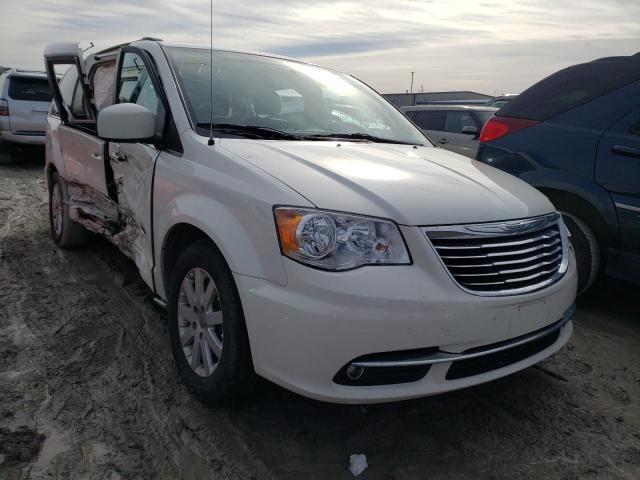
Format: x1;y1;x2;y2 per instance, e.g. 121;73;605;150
400;105;497;158
0;69;52;161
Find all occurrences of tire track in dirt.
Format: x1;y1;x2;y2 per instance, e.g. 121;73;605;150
0;159;275;480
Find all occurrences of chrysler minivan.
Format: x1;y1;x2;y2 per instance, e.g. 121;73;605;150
43;39;577;404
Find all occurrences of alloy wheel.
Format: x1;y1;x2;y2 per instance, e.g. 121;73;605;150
178;267;224;377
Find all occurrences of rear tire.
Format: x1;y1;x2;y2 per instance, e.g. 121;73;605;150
560;211;600;294
48;171;90;248
168;239;255;404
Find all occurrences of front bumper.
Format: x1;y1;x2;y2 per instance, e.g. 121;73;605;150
235;226;577;403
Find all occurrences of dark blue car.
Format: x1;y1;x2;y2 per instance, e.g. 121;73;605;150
476;53;640;292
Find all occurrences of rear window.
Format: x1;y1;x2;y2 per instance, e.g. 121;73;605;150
8;77;52;102
499;54;640;121
474;110;495;125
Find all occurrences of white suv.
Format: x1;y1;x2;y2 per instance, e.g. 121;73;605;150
43;39;577;404
0;69;52;161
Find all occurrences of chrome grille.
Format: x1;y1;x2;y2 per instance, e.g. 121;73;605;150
423;213;569;296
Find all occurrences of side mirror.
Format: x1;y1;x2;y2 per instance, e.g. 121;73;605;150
462;125;479;136
97;103;156;142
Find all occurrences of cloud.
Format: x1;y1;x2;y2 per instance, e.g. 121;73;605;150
0;0;637;94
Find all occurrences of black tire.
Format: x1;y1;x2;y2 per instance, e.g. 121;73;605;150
560;211;600;294
48;171;90;247
168;239;255;404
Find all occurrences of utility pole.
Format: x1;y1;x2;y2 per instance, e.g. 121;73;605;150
410;71;415;94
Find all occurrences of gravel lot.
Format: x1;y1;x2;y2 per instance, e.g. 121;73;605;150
1;152;639;480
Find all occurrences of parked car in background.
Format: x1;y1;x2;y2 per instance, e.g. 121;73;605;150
400;105;497;157
0;68;52;161
485;94;518;109
43;39;576;404
477;53;640;292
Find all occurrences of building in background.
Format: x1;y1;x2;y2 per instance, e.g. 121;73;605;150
384;91;492;107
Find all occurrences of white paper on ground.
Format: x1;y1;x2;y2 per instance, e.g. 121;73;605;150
349;454;368;476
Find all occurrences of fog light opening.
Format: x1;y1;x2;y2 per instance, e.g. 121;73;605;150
346;365;364;380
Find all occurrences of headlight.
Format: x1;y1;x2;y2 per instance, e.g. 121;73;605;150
274;207;411;270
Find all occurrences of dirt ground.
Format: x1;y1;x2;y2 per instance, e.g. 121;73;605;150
0;152;639;480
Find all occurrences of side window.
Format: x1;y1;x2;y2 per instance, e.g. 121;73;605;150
118;52;159;114
117;51;164;135
71;80;88;118
53;65;92;123
444;111;476;134
58;68;78;108
413;111;444;131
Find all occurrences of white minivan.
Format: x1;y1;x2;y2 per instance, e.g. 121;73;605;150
44;39;577;404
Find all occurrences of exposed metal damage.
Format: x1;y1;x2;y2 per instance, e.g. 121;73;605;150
66;179;147;267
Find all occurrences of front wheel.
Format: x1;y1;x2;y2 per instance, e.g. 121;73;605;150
168;240;255;404
560;211;600;294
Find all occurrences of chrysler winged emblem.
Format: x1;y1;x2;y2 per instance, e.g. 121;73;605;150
463;215;553;235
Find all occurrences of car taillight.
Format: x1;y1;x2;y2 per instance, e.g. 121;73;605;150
479;116;538;143
0;99;8;116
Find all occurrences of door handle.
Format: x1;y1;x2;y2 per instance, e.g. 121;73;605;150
110;151;129;163
612;145;640;158
438;138;449;144
91;152;102;160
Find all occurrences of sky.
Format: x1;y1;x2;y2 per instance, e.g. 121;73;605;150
1;0;638;95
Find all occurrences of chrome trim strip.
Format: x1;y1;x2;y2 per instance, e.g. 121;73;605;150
615;202;640;213
433;230;559;250
422;213;570;297
439;237;562;259
352;305;575;368
425;212;560;238
447;247;562;268
451;255;562;274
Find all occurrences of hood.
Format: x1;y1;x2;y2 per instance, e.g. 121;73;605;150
221;139;554;226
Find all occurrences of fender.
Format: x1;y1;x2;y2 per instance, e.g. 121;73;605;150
153;193;289;299
150;129;318;299
520;169;619;247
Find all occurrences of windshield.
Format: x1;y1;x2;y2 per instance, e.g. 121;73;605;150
165;47;428;145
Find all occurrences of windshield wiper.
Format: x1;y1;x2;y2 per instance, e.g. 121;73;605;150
304;132;422;145
197;123;302;140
